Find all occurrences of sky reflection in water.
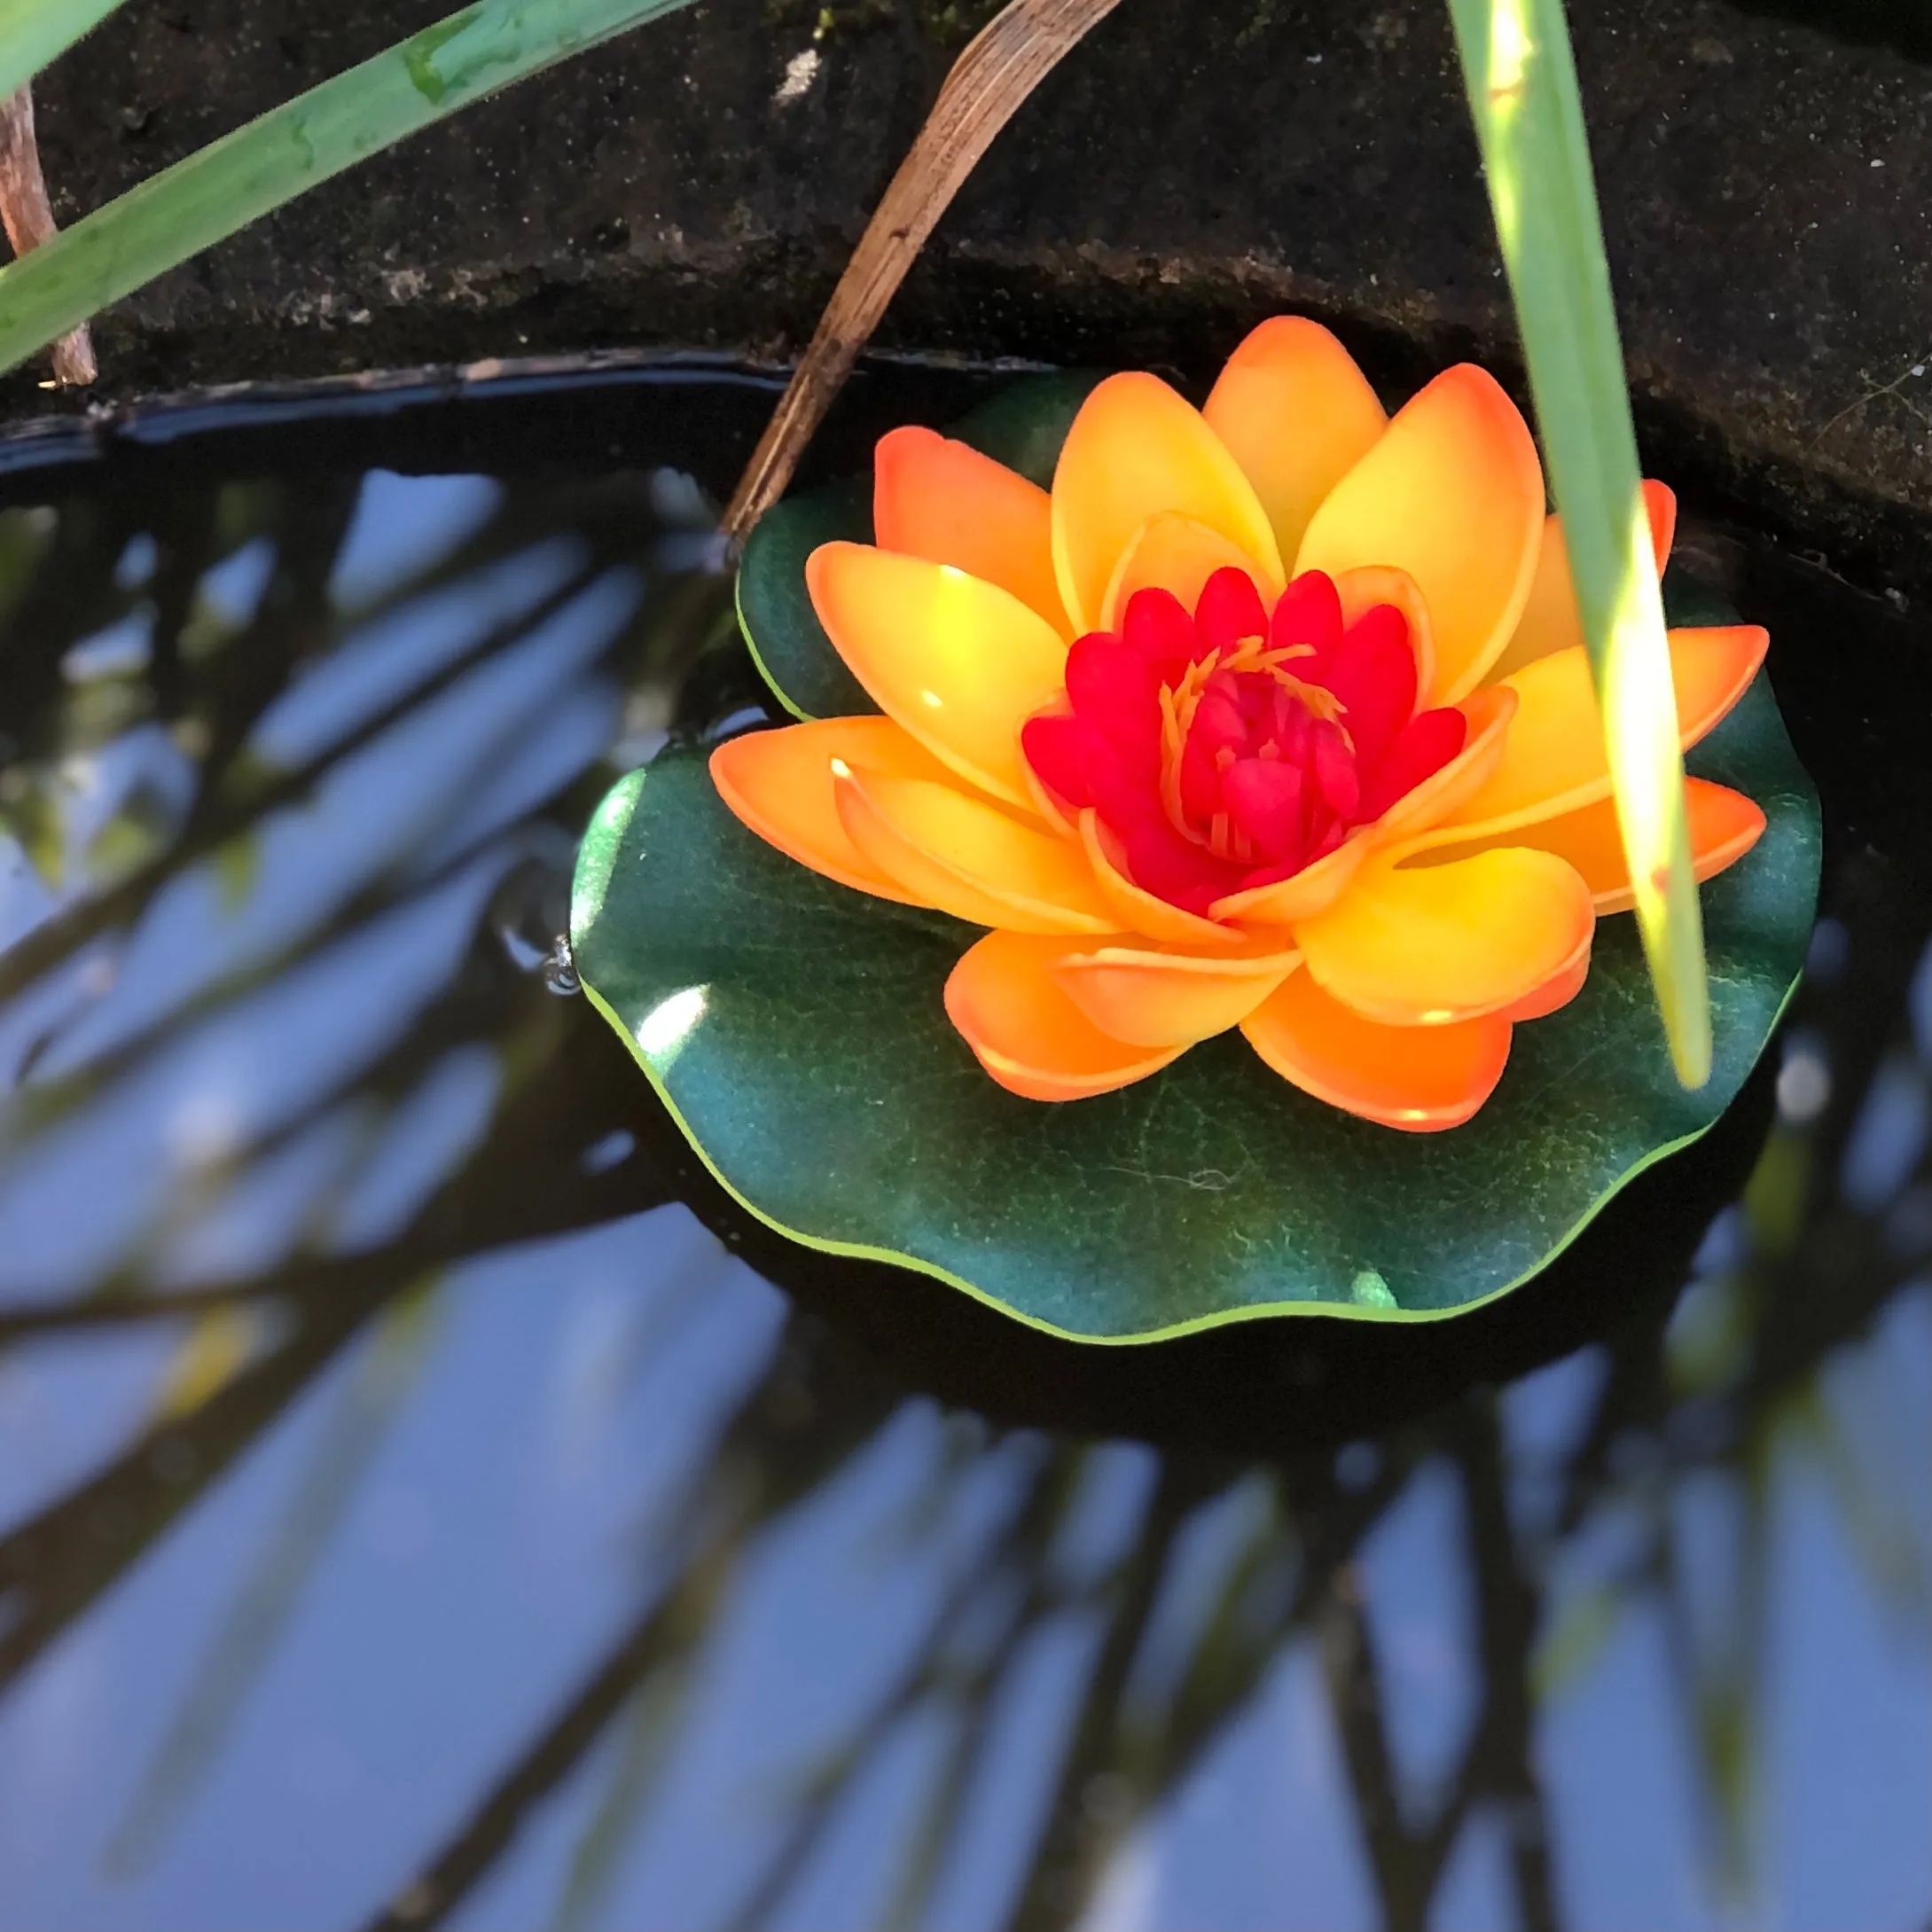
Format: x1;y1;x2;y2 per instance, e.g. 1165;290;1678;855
0;377;1923;1932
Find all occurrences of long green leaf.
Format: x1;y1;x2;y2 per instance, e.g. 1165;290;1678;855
0;0;699;376
0;0;129;101
1448;0;1712;1087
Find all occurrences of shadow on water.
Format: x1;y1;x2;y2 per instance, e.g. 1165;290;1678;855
0;361;1924;1932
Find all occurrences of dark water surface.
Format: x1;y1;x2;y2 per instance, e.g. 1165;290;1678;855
0;362;1924;1932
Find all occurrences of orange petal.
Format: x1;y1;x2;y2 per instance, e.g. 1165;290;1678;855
873;426;1068;635
710;717;953;905
1202;317;1388;565
945;930;1182;1100
806;542;1068;810
1208;828;1370;926
1295;364;1544;706
1487;479;1678;682
1052;934;1302;1049
1294;848;1594;1027
1242;968;1512;1132
1644;480;1678;574
1368;685;1518;847
833;763;1115;935
1099;512;1279;633
1051;372;1283;634
1425;777;1766;914
1419;627;1769;846
1335;565;1435;709
1076;810;1247;949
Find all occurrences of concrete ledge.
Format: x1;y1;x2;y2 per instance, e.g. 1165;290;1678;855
18;0;1932;594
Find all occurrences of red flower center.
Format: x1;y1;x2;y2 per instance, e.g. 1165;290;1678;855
1021;567;1469;915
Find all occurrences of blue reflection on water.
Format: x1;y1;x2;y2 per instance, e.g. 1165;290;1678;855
0;442;1920;1932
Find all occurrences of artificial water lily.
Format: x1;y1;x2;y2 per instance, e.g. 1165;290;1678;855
711;318;1769;1130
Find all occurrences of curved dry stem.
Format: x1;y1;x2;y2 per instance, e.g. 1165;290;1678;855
719;0;1123;546
0;84;94;385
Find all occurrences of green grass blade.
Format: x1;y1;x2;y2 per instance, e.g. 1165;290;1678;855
0;0;699;376
1448;0;1711;1088
0;0;129;101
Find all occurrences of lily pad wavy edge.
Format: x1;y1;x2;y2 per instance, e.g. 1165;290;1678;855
575;966;1803;1348
572;675;1817;1342
575;374;1820;1344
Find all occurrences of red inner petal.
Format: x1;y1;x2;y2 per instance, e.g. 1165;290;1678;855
1358;707;1467;820
1269;569;1344;678
1066;631;1161;776
1121;810;1247;916
1310;719;1360;819
1191;683;1248;762
1177;734;1223;822
1222;757;1306;866
1322;604;1416;771
1019;566;1467;915
1194;567;1271;658
1020;712;1099;810
1121;586;1197;684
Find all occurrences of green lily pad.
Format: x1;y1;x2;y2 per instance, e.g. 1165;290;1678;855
573;672;1818;1344
736;371;1101;722
580;372;1821;1341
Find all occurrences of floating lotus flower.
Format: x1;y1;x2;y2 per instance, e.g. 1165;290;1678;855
708;320;1769;1130
571;330;1818;1338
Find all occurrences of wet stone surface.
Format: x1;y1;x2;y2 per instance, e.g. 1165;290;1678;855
15;0;1932;601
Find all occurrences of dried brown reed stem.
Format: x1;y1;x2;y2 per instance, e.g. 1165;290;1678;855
719;0;1122;546
0;85;96;387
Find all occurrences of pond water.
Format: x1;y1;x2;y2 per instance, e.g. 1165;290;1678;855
0;360;1925;1932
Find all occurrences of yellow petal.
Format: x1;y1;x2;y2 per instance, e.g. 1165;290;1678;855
1487;477;1679;682
1207;828;1370;926
807;542;1068;809
1425;777;1766;913
872;426;1068;635
833;763;1115;935
1203;317;1388;564
1051;372;1283;634
1418;627;1769;846
945;930;1182;1100
1076;810;1247;949
1295;364;1544;705
710;717;952;905
1294;848;1595;1027
1052;934;1302;1049
1243;966;1513;1131
1099;512;1278;633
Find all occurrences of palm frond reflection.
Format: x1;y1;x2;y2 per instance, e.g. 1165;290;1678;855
0;377;1921;1932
